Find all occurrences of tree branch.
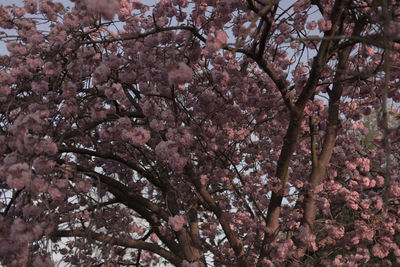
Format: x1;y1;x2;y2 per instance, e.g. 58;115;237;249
298;31;355;254
81;25;206;45
52;229;182;266
57;111;144;142
184;164;247;266
55;158;183;258
257;0;351;263
59;146;163;189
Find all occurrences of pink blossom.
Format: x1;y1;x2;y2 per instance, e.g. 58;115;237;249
22;204;40;218
318;19;332;32
293;14;307;31
206;31;228;51
90;101;108;120
31;80;49;95
32;224;43;239
168;215;185;231
262;259;273;267
344;191;360;210
150;119;164;131
13;7;26;17
43;61;60;76
279;22;291;35
345;161;357;170
11;218;26;234
122;129;134;141
28;33;45;45
23;134;39;154
168;62;193;85
169;152;187;171
49;23;67;44
268;177;282;193
33;157;56;174
118;117;131;128
75;180;91;193
215;31;228;46
61;81;77;99
85;0;120;20
48;186;64;200
56;179;68;189
293;0;310;13
123;127;150;146
0;85;11;97
6;42;26;56
375;197;383;210
356;157;370;172
372;244;389;258
360;45;375;56
39;0;60;21
161;109;174;122
393;245;400;257
295;226;317;251
93;64;111;84
354;220;375;242
389;184;400;197
32;177;48;193
368;179;376;188
318;197;330;215
354;247;370;263
26;57;43;71
360;177;370;187
271;239;294;262
290;41;299;49
105;83;124;101
24;0;37;14
326;224;344;239
63;13;80;28
275;35;285;45
60;100;78;118
350;122;365;131
306;21;317;30
119;0;133;18
32;254;53;267
7;163;31;189
179;131;193;147
41;139;58;155
131;127;150;146
200;175;208;186
375;176;384;187
150;233;158;243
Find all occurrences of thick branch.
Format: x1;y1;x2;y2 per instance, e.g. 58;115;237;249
57;111;144;142
81;25;206;45
61;147;202;260
257;0;350;264
380;0;393;209
252;56;296;113
59;146;164;189
2;188;23;216
52;229;182;266
73;163;171;221
56;159;183;258
298;36;354;253
184;165;247;266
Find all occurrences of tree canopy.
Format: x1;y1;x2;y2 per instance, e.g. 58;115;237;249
0;0;400;266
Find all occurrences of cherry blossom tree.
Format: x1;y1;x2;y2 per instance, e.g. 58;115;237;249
0;0;400;266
